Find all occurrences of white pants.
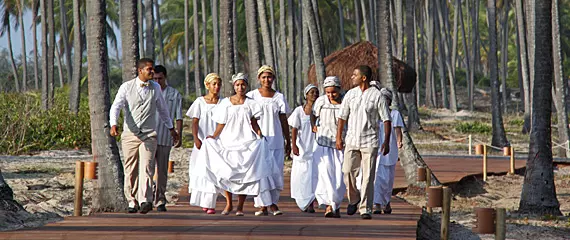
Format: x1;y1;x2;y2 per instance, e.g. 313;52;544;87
254;149;284;207
374;164;396;205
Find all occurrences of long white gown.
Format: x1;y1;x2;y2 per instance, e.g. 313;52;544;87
288;106;318;211
247;89;290;207
312;95;346;211
186;97;219;208
191;98;279;199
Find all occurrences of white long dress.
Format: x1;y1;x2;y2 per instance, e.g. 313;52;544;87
288;106;318;211
373;109;404;205
186;97;219;208
191;98;278;198
247;89;290;207
312;95;346;211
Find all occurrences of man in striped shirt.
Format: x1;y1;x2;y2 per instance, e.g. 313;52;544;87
153;65;183;212
336;65;392;219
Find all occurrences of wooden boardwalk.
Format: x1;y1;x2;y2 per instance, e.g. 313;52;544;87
0;156;525;240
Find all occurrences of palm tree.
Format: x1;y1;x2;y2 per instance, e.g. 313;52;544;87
85;0;127;212
17;0;27;91
487;0;509;149
59;0;72;85
219;0;235;96
519;0;562;216
552;0;569;158
155;0;166;64
200;0;208;74
302;0;324;92
287;0;295;104
138;0;144;56
244;0;260;85
145;0;155;59
211;0;219;73
336;0;345;47
31;0;39;90
184;0;189;95
404;0;421;131
279;0;286;93
48;0;55;108
354;0;361;41
424;1;436;107
40;0;48;109
1;0;20;92
258;0;274;68
120;0;140;83
69;0;82;114
193;0;201;96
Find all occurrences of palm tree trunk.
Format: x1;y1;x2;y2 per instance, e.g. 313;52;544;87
5;18;20;92
18;0;27;91
424;2;435;107
48;0;55;107
138;0;145;56
500;1;509;113
211;0;219;74
32;0;39;90
41;0;49;109
279;0;287;93
302;0;325;93
311;0;323;50
487;0;509;148
201;0;208;74
295;3;303;105
301;8;311;89
436;0;456;111
55;42;65;87
354;0;361;42
59;0;72;84
269;0;278;77
69;0;82;114
258;0;274;68
232;1;238;71
193;0;201;96
404;0;421;131
516;0;531;133
184;0;189;95
360;0;371;41
519;0;562;216
414;3;421;107
144;0;155;59
378;0;440;187
244;0;261;84
219;0;234;96
336;0;346;48
85;0;128;212
459;0;471;111
395;0;403;59
434;7;448;109
552;0;569;158
155;0;166;64
120;0;140;84
287;0;296;105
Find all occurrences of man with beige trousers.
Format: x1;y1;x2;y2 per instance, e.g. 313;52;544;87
110;58;180;214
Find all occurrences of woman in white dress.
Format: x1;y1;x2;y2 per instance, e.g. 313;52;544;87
372;88;403;215
289;84;319;213
247;65;290;216
312;76;346;218
186;73;222;214
194;73;275;216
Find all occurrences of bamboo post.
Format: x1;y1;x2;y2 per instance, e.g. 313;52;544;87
426;168;432;214
469;135;472;155
495;208;506;240
483;145;488;182
74;161;84;217
441;187;452;240
509;147;515;175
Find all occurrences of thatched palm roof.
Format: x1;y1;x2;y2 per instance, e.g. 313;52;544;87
308;41;414;91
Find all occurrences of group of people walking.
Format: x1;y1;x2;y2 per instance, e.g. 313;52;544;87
110;58;403;220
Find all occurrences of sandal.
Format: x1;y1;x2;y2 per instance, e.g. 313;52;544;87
254;210;268;216
236;211;244;216
324;206;334;218
206;209;216;214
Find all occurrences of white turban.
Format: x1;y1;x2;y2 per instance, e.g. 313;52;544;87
231;73;248;84
303;84;318;99
323;76;341;88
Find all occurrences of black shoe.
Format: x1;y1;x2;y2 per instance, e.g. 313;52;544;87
333;209;341;218
383;203;392;214
157;204;167;212
127;207;138;213
139;202;153;214
347;202;359;215
360;213;372;219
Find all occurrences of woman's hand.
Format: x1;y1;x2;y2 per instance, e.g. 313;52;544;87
292;144;300;156
195;138;202;149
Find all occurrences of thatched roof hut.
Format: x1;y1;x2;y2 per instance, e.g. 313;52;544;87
308;41;416;92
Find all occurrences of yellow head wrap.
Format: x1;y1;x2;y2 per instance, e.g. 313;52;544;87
204;73;221;86
257;65;275;78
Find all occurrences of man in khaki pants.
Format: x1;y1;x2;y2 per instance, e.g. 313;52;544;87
110;58;179;214
152;65;183;212
336;65;392;219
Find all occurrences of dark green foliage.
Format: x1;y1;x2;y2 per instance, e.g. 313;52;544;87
455;121;492;134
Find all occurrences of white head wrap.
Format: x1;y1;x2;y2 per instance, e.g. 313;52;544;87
303;84;318;99
323;76;341;88
231;73;248;85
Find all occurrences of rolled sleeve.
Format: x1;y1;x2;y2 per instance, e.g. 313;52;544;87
339;95;351;120
378;96;392;122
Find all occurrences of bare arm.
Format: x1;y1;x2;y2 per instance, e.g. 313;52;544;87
291;127;299;156
174;119;183;148
336;118;346;150
251;118;262;137
279;113;291;155
192;118;202;149
396;127;403;148
381;121;392;155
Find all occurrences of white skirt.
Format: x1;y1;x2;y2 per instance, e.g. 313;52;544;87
314;145;346;211
188;146;219;208
290;154;318;211
254;149;284;207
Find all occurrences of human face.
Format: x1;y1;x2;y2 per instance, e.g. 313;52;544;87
138;62;154;81
258;72;274;88
233;80;248;95
153;72;166;87
306;88;319;102
206;78;222;95
350;69;365;87
325;86;340;102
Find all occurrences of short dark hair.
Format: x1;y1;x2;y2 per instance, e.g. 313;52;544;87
154;65;167;76
356;65;372;82
137;58;154;69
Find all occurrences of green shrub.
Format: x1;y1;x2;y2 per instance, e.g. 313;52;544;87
508;118;524;126
455;121;492;134
0;89;91;155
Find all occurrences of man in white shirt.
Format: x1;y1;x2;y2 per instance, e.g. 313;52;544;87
336;65;392;219
109;58;180;214
151;65;183;212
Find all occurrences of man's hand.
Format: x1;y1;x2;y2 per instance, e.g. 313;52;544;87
194;138;202;149
380;142;390;156
174;132;183;148
285;142;292;157
336;138;344;151
312;125;317;133
170;129;180;145
110;125;119;137
398;141;403;149
292;144;300;156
